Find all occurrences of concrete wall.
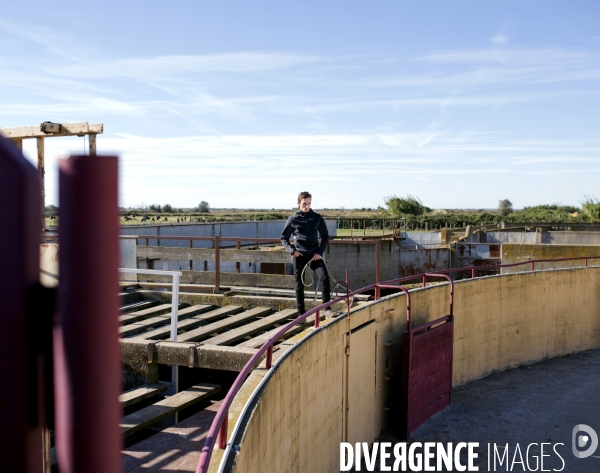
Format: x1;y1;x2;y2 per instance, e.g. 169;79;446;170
401;231;443;248
454;243;501;268
129;239;453;289
542;231;600;245
121;220;337;249
42;240;138;285
218;267;600;473
325;240;398;289
399;247;449;277
486;231;538;244
501;243;600;274
122;220;336;277
119;237;137;280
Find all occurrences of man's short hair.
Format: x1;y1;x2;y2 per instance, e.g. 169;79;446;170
298;191;312;203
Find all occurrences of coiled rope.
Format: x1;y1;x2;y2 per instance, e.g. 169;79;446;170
300;255;350;305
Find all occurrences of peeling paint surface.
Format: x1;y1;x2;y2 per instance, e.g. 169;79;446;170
40;243;59;287
399;248;449;277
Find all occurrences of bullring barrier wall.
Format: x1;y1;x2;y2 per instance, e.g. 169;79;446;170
213;267;600;473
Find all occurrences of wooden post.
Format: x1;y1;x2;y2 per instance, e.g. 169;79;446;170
236;240;241;273
214;236;220;293
145;238;150;269
376;241;381;284
37;137;45;238
56;154;121;473
0;135;45;472
89;134;97;156
189;239;193;271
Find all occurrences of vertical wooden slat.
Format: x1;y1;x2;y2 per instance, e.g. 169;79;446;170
54;154;121;473
37;137;45;238
0;136;44;472
214;236;220;293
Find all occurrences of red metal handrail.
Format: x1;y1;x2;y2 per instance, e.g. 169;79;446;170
375;273;453;330
196;254;600;473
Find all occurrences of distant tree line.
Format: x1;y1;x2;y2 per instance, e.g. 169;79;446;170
377;194;597;225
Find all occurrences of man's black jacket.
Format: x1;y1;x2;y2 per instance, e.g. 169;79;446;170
281;209;330;257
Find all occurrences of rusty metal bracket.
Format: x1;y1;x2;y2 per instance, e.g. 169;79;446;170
189;345;197;368
147;342;157;364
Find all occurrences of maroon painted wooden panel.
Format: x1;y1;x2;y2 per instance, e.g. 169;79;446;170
411;321;453;354
401;316;454;438
54;155;122;473
0;136;44;471
408;364;452;400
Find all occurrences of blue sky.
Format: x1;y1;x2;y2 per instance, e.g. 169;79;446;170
1;1;599;210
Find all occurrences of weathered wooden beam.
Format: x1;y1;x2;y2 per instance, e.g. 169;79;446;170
0;122;103;139
133;305;243;340
120;383;220;436
119;384;167;408
137;245;292;263
204;308;298;346
120;299;160;314
119;303;186;326
119;304;215;338
175;307;272;343
236;323;306;349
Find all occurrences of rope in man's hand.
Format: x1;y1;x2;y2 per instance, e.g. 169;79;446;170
299;255;351;307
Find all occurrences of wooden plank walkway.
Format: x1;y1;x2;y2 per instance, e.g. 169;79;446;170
175;307;273;343
120;384;167;408
120;303;187;325
120;299;160;314
122;401;222;472
119;305;215;338
51;384;220;470
237;321;305;349
204;308;298;346
132;305;244;340
120;383;221;437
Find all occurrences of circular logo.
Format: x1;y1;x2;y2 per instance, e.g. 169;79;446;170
572;424;599;459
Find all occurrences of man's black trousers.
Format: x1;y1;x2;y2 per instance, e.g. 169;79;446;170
293;254;331;315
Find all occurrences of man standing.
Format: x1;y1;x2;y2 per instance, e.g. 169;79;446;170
281;191;330;316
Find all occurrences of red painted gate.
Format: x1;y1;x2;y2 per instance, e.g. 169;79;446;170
401;314;454;437
380;273;454;438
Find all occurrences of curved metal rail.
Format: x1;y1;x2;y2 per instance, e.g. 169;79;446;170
196;254;600;473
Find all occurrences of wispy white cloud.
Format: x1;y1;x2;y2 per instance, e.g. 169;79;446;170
489;33;508;44
20;130;600;208
412;48;592;66
47;52;322;79
0;17;82;60
275;89;598;115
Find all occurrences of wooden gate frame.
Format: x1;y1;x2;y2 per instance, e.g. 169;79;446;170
401;314;454;438
380;273;454;438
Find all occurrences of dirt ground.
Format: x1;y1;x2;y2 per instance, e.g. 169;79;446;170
342;349;600;472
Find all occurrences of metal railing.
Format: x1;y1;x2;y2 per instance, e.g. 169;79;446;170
336;217;407;238
195;254;600;473
118;268;182;341
130;236;382;292
119;267;183;404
